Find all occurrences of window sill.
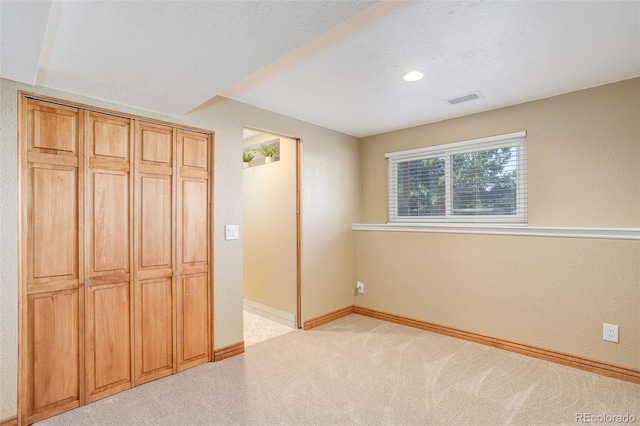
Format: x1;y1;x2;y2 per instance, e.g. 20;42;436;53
351;223;640;240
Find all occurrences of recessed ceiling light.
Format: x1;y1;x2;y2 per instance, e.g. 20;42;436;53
402;70;424;82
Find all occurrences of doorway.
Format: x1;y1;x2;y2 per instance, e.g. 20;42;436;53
242;128;301;346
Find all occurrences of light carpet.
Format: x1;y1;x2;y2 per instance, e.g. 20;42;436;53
37;314;639;425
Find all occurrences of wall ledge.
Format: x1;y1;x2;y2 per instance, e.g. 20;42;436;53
352;223;640;240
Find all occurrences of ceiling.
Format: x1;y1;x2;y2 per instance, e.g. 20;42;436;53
2;1;639;138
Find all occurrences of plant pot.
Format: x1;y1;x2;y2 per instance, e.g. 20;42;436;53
243;162;250;168
264;157;273;164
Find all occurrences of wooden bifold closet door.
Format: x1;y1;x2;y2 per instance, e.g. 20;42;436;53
19;95;212;425
21;100;85;425
175;129;211;372
84;112;134;402
134;121;176;385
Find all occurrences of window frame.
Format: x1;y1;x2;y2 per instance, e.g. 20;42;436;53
386;131;527;224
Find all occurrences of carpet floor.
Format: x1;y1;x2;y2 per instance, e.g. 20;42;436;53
36;314;639;425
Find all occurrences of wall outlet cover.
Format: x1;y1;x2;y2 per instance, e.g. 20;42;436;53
603;323;619;343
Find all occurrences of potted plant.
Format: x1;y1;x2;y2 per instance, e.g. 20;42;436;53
257;143;278;163
243;151;254;168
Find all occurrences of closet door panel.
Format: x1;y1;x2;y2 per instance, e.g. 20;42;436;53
30;165;78;282
91;171;129;274
28;101;78;155
181;134;208;171
139;175;172;270
181;179;208;266
140;125;173;166
91;117;129;161
27;290;81;418
177;273;209;370
86;282;131;401
135;277;174;384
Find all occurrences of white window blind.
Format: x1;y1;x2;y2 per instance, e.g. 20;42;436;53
386;131;527;224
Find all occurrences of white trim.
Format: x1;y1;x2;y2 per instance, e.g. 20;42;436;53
351;223;640;240
243;298;296;329
388;160;398;221
387;131;527;224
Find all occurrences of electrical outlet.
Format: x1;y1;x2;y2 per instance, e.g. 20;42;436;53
356;281;364;294
603;323;618;343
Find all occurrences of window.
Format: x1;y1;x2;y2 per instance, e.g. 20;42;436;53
387;131;527;224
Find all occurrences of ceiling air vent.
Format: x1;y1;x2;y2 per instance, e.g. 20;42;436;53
445;91;483;105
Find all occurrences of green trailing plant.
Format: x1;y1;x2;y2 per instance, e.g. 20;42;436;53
257;143;278;158
243;151;255;163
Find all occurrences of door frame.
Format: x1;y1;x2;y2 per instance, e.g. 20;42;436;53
242;129;302;329
296;138;302;329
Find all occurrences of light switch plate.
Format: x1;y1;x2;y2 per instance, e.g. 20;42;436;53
225;225;239;240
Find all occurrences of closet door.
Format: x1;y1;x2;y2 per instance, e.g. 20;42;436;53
134;122;176;385
19;94;215;425
84;113;134;402
176;130;211;371
21;100;84;424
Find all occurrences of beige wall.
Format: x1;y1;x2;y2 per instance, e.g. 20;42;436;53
355;78;640;370
354;232;639;368
361;78;640;227
243;135;297;314
0;79;361;419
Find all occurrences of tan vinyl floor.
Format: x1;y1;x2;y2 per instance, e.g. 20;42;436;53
243;310;295;347
37;314;639;425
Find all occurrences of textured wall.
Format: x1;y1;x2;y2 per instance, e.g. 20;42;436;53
360;78;640;227
355;78;640;370
0;79;361;419
186;98;362;323
0;80;20;421
354;232;640;369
